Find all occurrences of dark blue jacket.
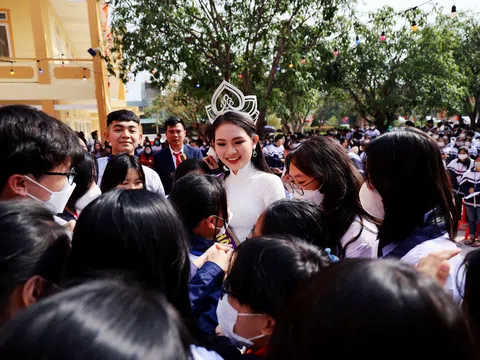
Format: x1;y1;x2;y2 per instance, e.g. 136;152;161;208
460;168;480;207
154;144;203;194
189;235;224;340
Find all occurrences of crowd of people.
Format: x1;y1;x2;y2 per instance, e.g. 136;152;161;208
1;98;480;360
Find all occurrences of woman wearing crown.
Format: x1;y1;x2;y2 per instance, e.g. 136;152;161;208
206;82;286;242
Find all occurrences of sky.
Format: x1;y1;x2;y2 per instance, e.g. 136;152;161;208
126;0;480;101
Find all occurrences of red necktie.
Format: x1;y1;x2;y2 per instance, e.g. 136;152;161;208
174;152;182;167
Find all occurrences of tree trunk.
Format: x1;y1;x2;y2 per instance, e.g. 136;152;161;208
257;108;268;138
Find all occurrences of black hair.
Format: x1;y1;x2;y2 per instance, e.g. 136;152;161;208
170;174;228;233
259;199;325;248
174;159;211;182
164;116;186;132
269;259;475;360
91;141;103;154
66;153;98;211
67;189;197;337
366;127;457;248
0;105;84;192
460;249;480;348
100;153;145;193
286;136;378;258
224;237;331;318
0;200;70;322
212;111;272;176
274;134;284;143
0;279;191;360
106;110;140;127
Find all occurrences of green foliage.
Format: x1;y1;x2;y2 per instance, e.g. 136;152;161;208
322;6;463;131
108;0;351;129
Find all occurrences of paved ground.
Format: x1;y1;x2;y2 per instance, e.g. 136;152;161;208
456;227;477;256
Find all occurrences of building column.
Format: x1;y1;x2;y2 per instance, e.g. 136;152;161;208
86;0;109;138
29;0;51;85
41;100;56;117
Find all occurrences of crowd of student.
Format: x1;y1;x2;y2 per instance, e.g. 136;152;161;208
1;103;480;360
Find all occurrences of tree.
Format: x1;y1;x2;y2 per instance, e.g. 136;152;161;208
323;7;462;132
454;15;480;129
107;0;351;131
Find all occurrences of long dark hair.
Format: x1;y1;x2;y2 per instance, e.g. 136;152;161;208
169;174;228;233
67;189;197;338
269;259;475;360
0;201;70;323
0;279;191;360
459;249;480;349
100;153;145;192
212;111;271;176
366;127;457;249
66;153;98;210
286;137;378;257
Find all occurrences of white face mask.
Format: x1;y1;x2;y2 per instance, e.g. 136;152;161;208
432;134;439;140
75;184;102;213
25;176;76;215
459;133;466;139
370;126;375;130
292;189;324;206
437;142;445;148
216;295;267;349
458;154;469;160
456;142;464;147
465;142;472;147
359;182;384;220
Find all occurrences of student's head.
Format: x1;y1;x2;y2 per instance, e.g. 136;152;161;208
144;144;153;155
0;105;84;209
105;110;141;155
164;116;186;151
460;249;480;347
66;153;99;212
93;141;102;152
251;199;325;248
269;259;475;360
459;147;470;162
0;279;190;360
100;153;145;192
170;174;228;239
67;189;195;333
274;134;284;146
174;159;211;182
212;111;271;174
104;144;112;155
218;237;331;350
286;136;374;256
365;127;457;246
0;201;70;323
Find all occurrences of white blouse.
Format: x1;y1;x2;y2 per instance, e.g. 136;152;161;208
225;161;285;242
340;216;378;259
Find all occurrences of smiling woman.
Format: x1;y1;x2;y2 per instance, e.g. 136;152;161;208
212;111;285;242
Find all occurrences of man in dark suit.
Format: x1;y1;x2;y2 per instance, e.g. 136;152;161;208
154;116;203;194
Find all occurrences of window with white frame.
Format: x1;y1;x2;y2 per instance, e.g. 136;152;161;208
0;11;12;58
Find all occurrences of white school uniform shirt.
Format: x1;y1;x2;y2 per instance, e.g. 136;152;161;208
97;156;165;198
340;216;378;258
224;161;285;242
383;234;464;304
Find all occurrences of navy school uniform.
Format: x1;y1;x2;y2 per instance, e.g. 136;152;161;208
460;168;480;207
447;158;473;194
188;234;224;341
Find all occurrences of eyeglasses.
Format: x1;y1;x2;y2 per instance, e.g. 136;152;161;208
284;177;318;196
43;169;77;185
213;215;228;229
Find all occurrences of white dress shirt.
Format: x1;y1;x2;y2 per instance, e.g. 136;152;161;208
382;234;464;304
340;216;378;258
170;145;185;169
224;161;286;242
97;156;165;198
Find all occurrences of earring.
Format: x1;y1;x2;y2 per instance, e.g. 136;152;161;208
253;149;257;158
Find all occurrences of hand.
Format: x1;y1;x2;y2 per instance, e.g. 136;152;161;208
204;155;219;170
272;168;283;175
65;220;76;232
470;188;475;194
206;245;234;273
215;325;225;337
193;243;232;269
416;249;461;286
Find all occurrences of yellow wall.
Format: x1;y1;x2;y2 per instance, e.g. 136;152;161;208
2;0;35;58
46;1;78;59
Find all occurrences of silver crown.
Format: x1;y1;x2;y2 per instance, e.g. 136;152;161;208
205;81;259;124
